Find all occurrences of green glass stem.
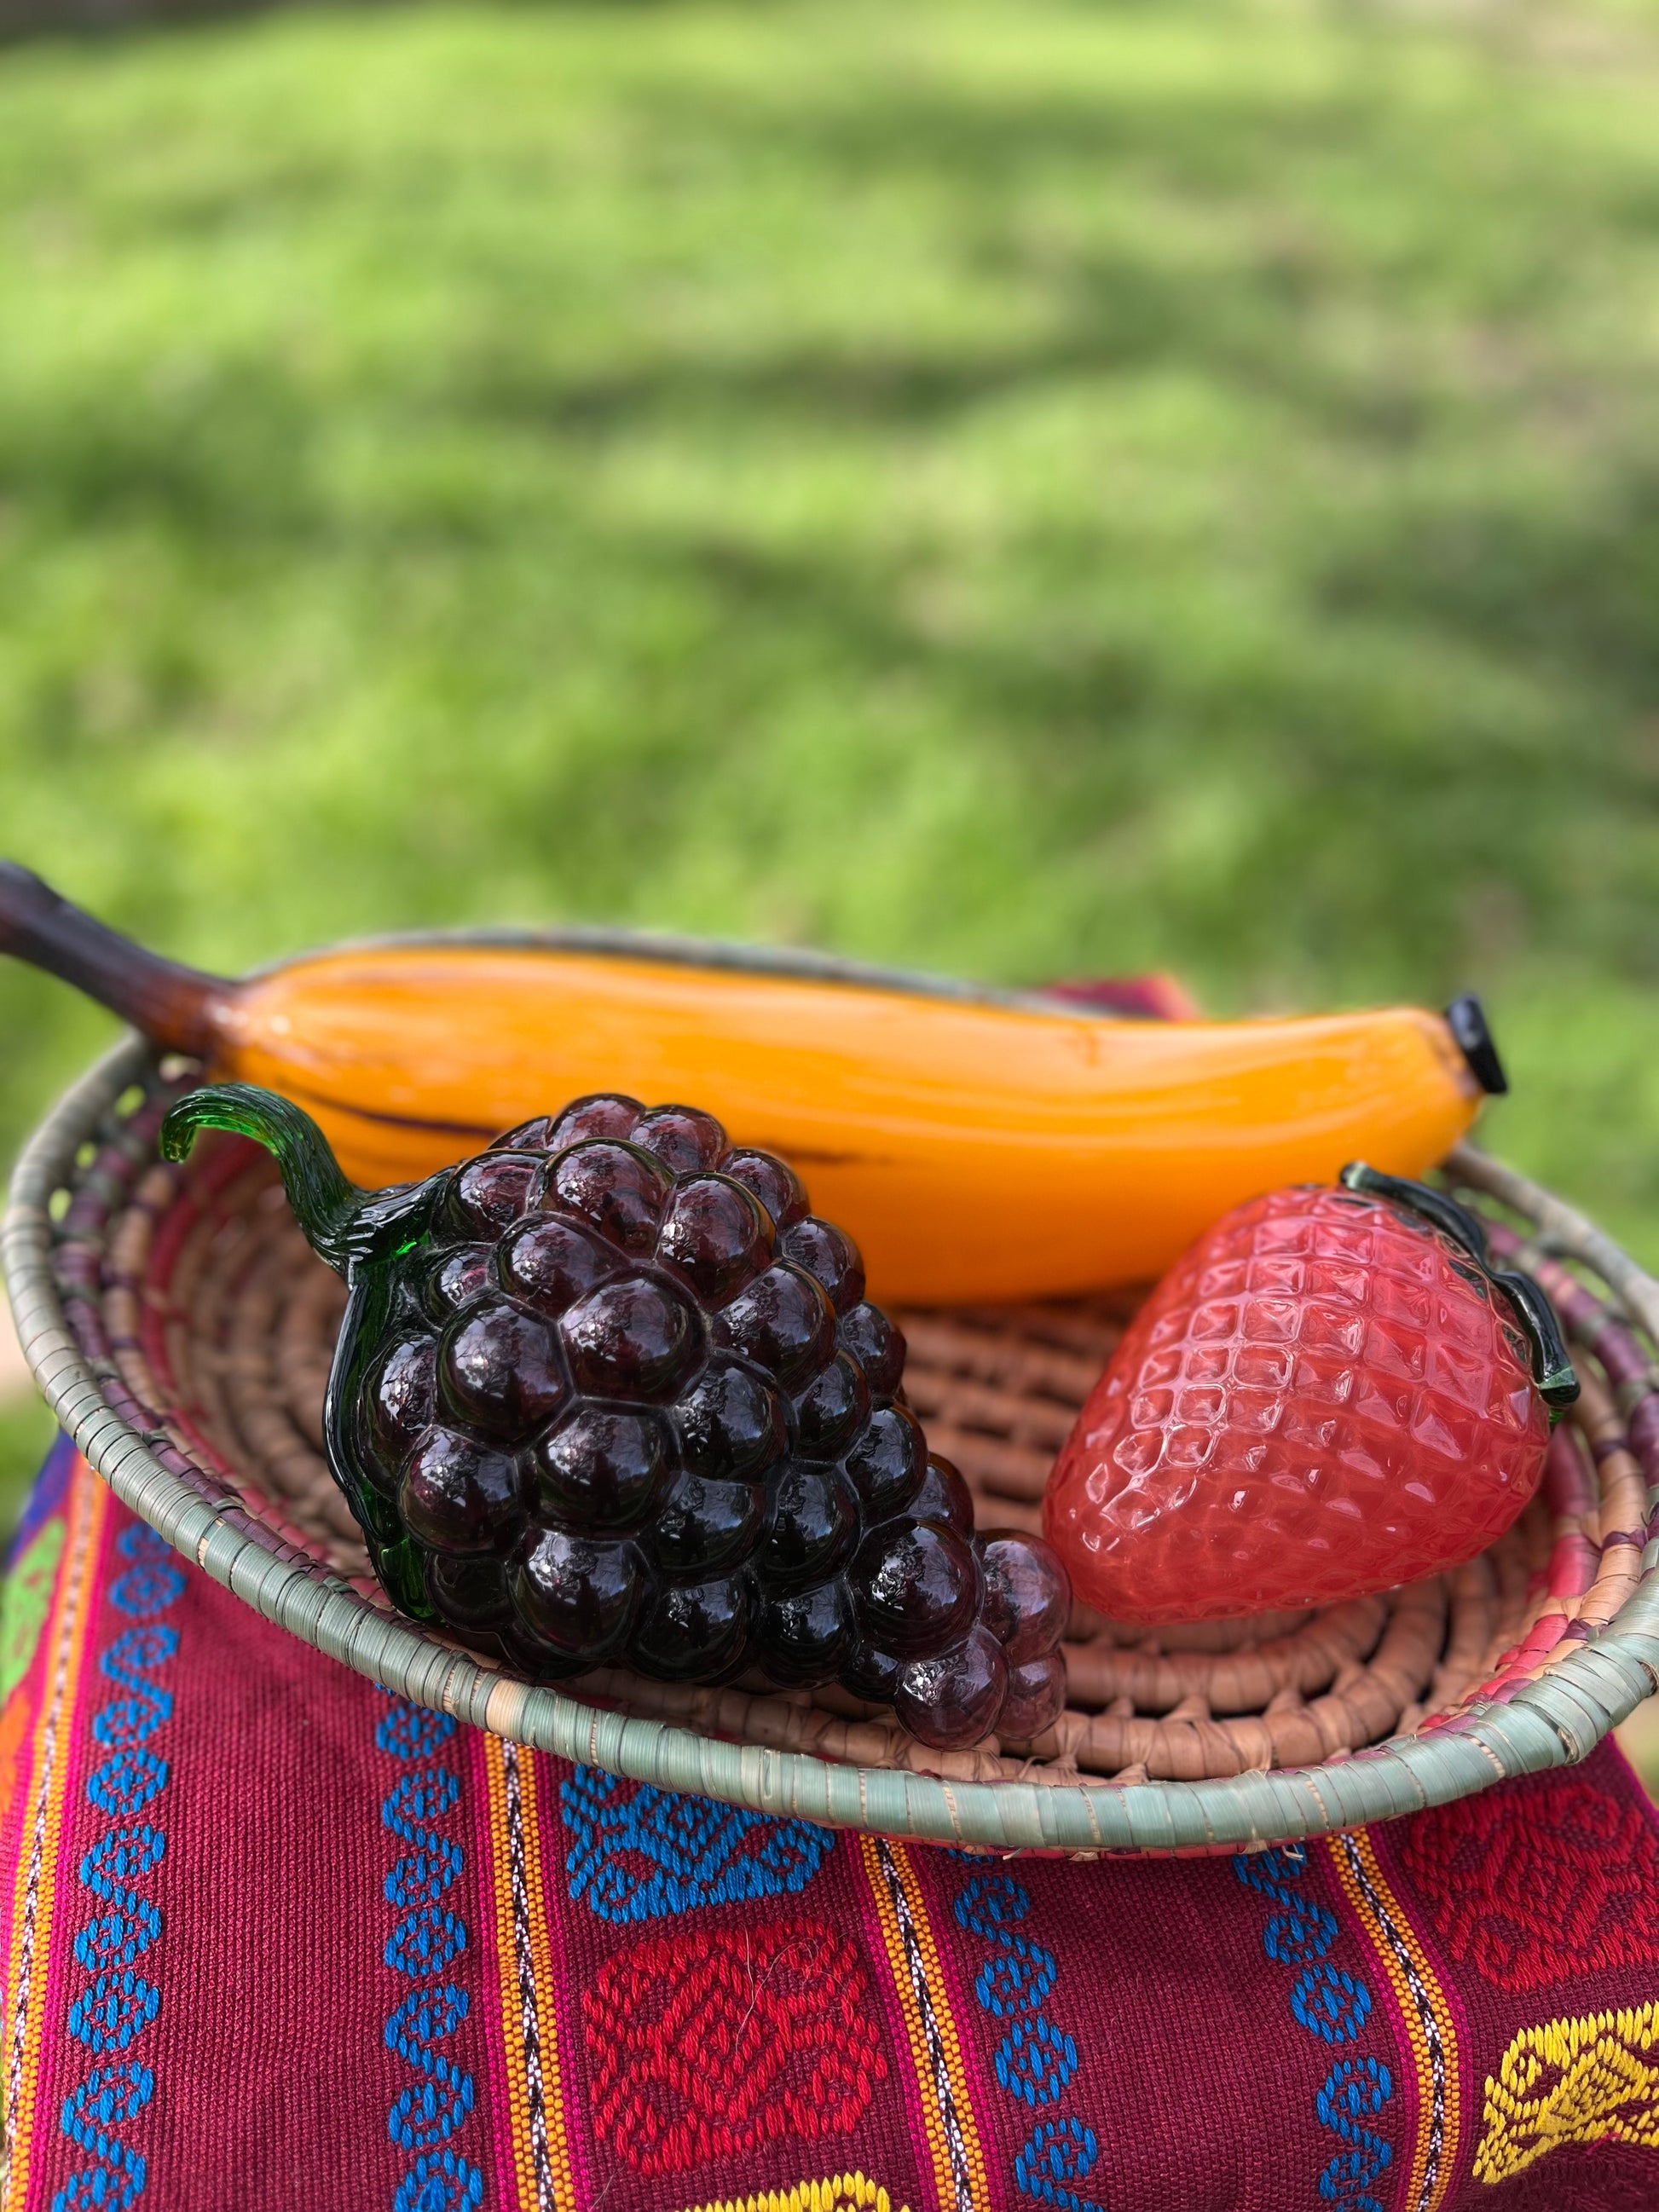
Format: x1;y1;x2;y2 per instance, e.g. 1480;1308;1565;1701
163;1080;443;1621
159;1083;431;1275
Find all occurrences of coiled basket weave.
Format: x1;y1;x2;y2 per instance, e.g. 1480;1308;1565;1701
9;1025;1659;1857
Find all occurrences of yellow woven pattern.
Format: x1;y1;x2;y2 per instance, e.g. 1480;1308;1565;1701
1329;1830;1460;2212
1473;2002;1659;2183
679;2176;906;2212
858;1834;987;2212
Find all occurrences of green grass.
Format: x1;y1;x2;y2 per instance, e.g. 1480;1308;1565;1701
0;1395;52;1533
2;0;1659;1292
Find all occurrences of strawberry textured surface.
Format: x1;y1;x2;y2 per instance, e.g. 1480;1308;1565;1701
5;1439;1659;2210
1046;1184;1552;1626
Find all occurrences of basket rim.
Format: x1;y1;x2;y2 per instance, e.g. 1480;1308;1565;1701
8;989;1659;1855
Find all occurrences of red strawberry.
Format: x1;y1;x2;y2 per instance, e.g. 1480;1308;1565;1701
1043;1167;1575;1626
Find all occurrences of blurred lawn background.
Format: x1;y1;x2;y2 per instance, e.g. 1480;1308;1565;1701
1;0;1658;1592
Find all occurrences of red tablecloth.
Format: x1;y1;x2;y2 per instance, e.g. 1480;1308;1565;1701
3;1436;1656;2212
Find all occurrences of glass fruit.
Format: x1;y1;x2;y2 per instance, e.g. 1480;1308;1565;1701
1043;1164;1578;1626
160;1083;1071;1750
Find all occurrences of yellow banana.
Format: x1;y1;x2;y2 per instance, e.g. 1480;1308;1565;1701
0;865;1497;1304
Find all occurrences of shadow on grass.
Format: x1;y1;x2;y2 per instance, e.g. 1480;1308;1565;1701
0;0;1656;1210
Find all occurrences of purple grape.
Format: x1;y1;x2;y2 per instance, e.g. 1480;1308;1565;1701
998;1651;1067;1741
500;1216;616;1317
401;1429;525;1554
894;1626;1009;1750
423;1245;494;1323
488;1115;562;1154
544;1140;671;1256
442;1152;542;1237
246;1078;1071;1749
673;1355;789;1482
795;1351;871;1462
977;1532;1069;1663
560;1278;699;1401
780;1217;865;1314
439;1302;568;1438
656;1175;772;1306
630;1572;754;1683
630;1106;728;1175
713;1262;836;1385
850;1519;978;1656
908;1456;974;1539
364;1336;437;1479
511;1524;645;1661
758;1463;858;1585
723;1148;807;1229
836;1303;905;1400
840;1641;902;1705
545;1094;643;1149
425;1550;512;1628
758;1580;851;1688
534;1406;669;1528
646;1470;764;1574
842;1403;927;1521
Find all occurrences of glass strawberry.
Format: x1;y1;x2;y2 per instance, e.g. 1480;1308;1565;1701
1043;1164;1577;1626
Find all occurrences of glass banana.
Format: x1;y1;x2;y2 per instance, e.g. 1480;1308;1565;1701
0;863;1498;1305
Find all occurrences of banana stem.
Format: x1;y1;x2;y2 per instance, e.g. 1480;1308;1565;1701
0;862;224;1055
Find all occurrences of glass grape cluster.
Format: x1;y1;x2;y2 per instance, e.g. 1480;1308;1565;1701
350;1094;1069;1749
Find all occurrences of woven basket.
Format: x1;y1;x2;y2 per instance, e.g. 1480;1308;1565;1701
9;1027;1659;1856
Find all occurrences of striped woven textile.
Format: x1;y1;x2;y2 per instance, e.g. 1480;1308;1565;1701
2;1437;1656;2212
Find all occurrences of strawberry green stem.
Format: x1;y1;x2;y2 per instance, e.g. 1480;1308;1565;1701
1342;1160;1578;1412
